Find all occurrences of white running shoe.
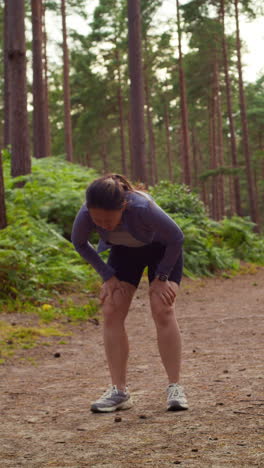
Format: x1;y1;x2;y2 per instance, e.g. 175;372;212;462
167;383;189;411
91;385;132;413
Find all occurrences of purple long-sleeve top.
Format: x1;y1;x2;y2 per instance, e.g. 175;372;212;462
71;191;184;282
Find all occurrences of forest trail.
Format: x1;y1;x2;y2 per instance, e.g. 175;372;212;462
0;268;264;467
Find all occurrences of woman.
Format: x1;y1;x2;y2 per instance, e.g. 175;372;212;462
71;173;188;413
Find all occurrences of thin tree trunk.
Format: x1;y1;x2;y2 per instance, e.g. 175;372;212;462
191;128;198;188
215;60;225;219
0;150;7;229
145;77;158;184
3;0;10;147
127;111;133;179
198;144;209;208
101;134;109;174
234;0;259;227
228;175;235;216
176;0;191;186
164;98;173;182
7;0;31;178
85;150;92;168
42;2;51;156
127;0;147;183
115;47;128;176
31;0;48;159
61;0;73;162
209;93;218;219
220;0;241;216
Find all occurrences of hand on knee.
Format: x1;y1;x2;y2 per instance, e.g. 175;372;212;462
101;281;135;326
149;279;178;306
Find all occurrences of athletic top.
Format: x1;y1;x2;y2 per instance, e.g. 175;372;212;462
71;191;184;282
107;222;147;247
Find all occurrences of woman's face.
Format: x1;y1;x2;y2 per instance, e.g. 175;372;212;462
89;206;125;231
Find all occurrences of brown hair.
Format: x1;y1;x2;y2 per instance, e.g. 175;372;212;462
86;174;134;210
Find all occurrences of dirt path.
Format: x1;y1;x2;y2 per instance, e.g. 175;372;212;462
1;269;264;467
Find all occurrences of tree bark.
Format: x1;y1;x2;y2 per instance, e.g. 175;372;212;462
127;0;147;183
42;1;51;156
191;128;198;188
7;0;31;178
115;47;128;176
209;92;219;219
176;0;191;186
31;0;48;159
220;0;241;216
3;0;10;147
0;150;7;229
234;0;259;227
164;98;173;182
145;76;158;185
61;0;73;162
215;60;225;219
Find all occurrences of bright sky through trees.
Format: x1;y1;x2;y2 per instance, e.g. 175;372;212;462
45;0;263;83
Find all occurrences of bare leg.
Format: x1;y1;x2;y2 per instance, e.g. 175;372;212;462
102;282;136;391
149;282;182;383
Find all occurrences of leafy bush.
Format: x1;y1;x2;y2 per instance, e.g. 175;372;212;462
1;155;100;303
151;181;264;277
149;181;207;223
5;155;98;239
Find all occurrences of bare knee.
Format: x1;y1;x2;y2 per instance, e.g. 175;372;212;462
149;290;175;328
103;283;135;326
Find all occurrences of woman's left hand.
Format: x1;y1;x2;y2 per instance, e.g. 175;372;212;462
150;278;178;306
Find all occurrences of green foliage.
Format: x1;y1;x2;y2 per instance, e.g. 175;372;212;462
1;156;100;304
149;181;207;222
5;155;97;238
150;180;264;277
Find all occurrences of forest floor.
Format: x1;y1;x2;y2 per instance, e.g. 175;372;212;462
0;267;264;467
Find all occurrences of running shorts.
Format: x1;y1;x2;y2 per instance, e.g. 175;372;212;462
107;242;183;288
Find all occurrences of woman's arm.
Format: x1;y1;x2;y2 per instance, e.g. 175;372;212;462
71;205;115;281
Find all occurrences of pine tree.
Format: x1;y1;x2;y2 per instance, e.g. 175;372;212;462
127;0;147;183
7;0;31;178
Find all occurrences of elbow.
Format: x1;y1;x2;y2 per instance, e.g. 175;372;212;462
71;232;82;253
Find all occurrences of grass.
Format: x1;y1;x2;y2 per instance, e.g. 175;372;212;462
0;288;100;364
0;319;71;364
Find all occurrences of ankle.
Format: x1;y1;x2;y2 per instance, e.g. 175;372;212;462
113;384;127;392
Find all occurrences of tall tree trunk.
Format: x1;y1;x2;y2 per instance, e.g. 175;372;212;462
127;111;133;178
31;0;48;159
115;47;128;176
42;2;51;156
3;0;10;147
61;0;73;162
7;0;31;178
85;150;92;168
220;0;241;216
209;92;219;220
176;0;191;186
0;150;7;229
191;127;198;188
145;76;158;185
101;131;109;174
215;60;225;219
164;97;173;182
127;0;147;183
234;0;259;227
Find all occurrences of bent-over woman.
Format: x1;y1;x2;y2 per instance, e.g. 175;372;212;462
71;174;188;413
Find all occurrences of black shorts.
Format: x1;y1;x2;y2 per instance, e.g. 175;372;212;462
107;242;183;288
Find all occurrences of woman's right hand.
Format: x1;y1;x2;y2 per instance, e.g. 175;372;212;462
100;276;126;304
